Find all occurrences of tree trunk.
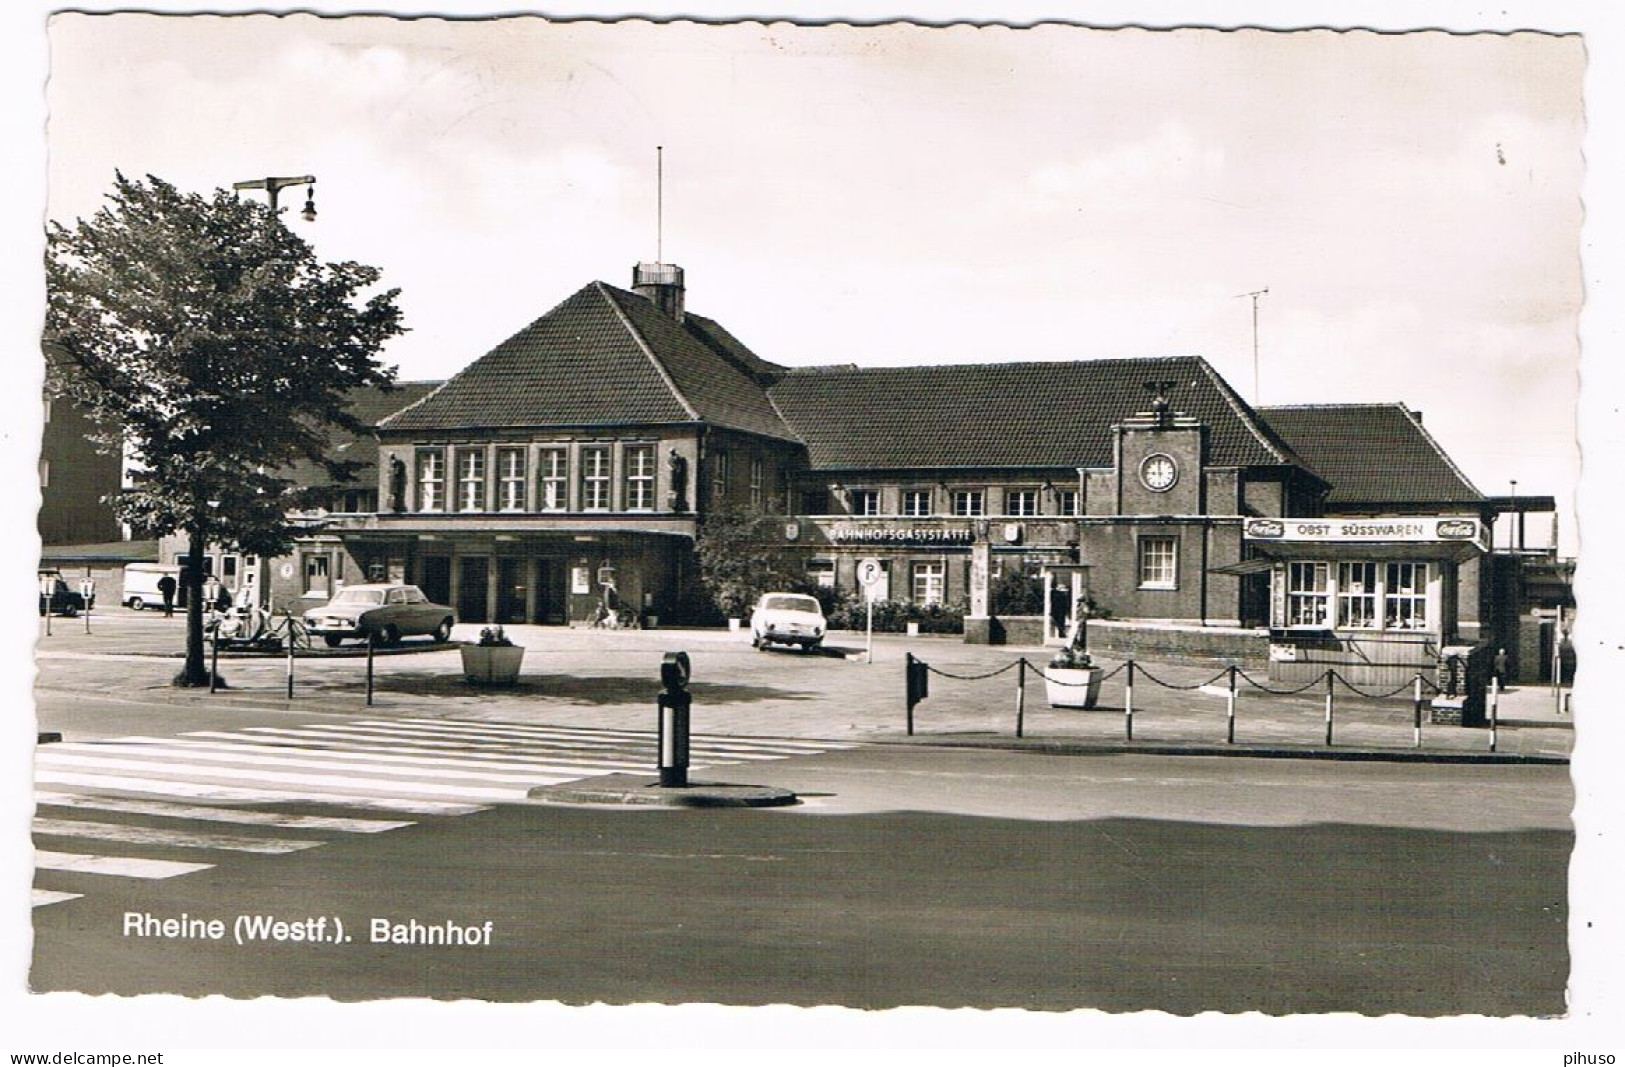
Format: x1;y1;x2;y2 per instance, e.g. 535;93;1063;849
176;532;211;687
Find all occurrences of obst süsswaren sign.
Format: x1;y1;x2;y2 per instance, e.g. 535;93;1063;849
1244;517;1481;543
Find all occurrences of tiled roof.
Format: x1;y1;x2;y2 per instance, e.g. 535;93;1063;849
284;381;440;489
380;282;798;441
1258;403;1483;506
766;355;1309;472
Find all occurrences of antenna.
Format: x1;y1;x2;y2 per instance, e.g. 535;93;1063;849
1235;287;1269;402
656;145;664;264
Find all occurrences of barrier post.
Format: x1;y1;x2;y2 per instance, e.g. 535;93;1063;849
366;632;376;707
904;652;929;737
1015;658;1026;739
1412;673;1423;748
657;652;693;788
1490;675;1499;752
209;634;219;694
285;612;295;700
1125;660;1135;741
1324;671;1335;747
1226;665;1237;744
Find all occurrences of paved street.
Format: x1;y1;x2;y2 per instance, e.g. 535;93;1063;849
26;610;1576;1013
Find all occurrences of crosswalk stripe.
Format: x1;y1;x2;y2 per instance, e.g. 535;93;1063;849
33;792;412;833
35;850;213;879
33;817;323;855
40;747;570;794
187;729;654;770
389;717;850;753
334;720;803;760
34;770;483;815
34;758;517;803
227;725;681;766
33;889;83;907
102;736;648;778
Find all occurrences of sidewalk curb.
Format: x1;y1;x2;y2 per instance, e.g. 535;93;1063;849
528;774;799;807
874;735;1570;765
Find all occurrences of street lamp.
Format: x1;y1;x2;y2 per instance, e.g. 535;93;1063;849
233;175;317;221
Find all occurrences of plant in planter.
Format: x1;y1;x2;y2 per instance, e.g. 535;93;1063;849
460;625;525;686
1044;631;1103;709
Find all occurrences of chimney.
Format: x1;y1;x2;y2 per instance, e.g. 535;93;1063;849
633;262;685;322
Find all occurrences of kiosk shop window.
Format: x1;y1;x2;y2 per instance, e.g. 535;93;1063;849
415;449;445;512
852;489;881;516
625;445;656;511
581;447;611;511
1384;563;1429;629
903;489;933;517
1004;489;1039;517
1287;561;1330;626
456;448;486;512
912;560;946;605
1138;536;1178;590
496;447;526;512
538;448;568;512
1336;562;1379;629
951;490;985;517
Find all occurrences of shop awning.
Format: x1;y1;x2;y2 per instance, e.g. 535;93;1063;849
1242;540;1483;564
1207;558;1275;576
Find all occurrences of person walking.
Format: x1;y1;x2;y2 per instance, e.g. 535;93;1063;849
1493;647;1509;690
157;573;177;618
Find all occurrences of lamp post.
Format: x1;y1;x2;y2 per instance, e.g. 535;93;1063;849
232;175;317;221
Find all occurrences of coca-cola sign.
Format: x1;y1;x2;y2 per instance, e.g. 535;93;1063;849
1245;518;1285;539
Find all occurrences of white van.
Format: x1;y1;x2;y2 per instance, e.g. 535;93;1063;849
122;563;181;611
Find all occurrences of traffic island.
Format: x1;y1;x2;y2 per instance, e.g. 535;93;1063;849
528;773;798;808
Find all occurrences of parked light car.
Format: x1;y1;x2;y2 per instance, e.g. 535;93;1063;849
302;583;455;648
750;592;826;652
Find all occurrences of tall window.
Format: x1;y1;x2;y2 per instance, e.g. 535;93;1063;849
581;447;611;511
951;490;985;517
1055;489;1079;517
912;560;946;605
749;457;764;508
625;445;656;511
303;553;331;597
496;447;526;512
456;449;486;512
851;489;881;516
712;451;730;502
415;449;445;512
903;489;933;517
1004;489;1039;516
1337;561;1379;629
538;448;568;511
1385;563;1429;629
1287;561;1330;626
1138;536;1178;589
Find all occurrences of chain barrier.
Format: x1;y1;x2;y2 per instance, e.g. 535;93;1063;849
1234;668;1335;696
1328;670;1439;700
922;660;1024;682
1130;663;1232;692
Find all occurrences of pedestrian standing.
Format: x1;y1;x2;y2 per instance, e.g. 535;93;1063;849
1493;647;1509;689
157;573;177;617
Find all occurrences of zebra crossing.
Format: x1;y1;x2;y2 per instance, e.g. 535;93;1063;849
32;717;857;907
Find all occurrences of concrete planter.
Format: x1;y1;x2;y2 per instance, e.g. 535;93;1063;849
1044;666;1103;709
460;643;524;686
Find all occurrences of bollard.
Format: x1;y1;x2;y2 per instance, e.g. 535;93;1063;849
1490;676;1499;752
1125;660;1135;741
285;612;296;700
1412;674;1423;748
904;652;929;737
1324;671;1335;747
1226;665;1237;744
209;635;219;694
366;632;376;707
657;651;692;788
1015;658;1027;739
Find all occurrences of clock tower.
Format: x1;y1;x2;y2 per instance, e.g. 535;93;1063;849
1112;380;1208;514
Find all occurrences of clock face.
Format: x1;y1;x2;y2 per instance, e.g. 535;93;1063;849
1140;453;1178;492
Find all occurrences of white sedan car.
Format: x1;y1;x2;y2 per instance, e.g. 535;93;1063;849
303;583;455;648
750;592;826;652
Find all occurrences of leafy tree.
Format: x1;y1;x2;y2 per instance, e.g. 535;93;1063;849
693;507;811;619
45;173;404;685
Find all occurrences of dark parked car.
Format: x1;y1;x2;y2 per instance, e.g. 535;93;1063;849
302;583;455;647
38;573;86;617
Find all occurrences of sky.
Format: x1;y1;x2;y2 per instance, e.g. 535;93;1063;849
8;0;1625;1056
41;12;1586;552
